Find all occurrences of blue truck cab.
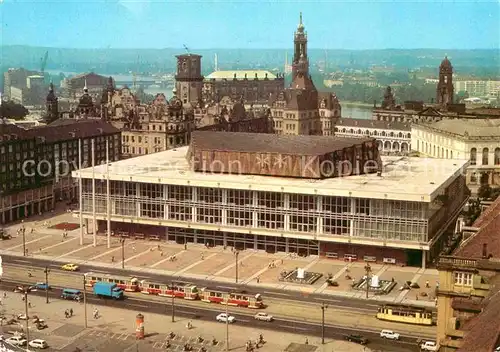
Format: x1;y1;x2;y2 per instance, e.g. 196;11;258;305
93;281;124;300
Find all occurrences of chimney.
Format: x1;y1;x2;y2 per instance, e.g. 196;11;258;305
482;243;488;259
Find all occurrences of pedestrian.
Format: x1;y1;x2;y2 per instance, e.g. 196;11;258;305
184;243;187;250
70;308;73;317
65;310;69;318
3;292;7;298
305;337;308;345
256;277;260;283
28;302;31;308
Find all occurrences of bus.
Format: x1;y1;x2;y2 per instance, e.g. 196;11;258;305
376;304;435;326
84;272;139;292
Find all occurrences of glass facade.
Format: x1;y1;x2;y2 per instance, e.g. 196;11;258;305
78;176;472;244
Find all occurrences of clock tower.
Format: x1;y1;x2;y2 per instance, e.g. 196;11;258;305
175;54;204;106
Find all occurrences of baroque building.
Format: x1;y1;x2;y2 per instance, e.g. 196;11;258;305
437;56;454;109
268;13;341;136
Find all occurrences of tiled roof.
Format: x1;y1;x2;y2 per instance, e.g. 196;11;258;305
454;196;500;259
190;131;374;155
25;119;120;143
457;275;500;352
205;70;276;80
336;118;411;131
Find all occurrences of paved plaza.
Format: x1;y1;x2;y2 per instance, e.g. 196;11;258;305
0;210;438;307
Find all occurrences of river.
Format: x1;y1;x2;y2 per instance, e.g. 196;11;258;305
341;104;373;120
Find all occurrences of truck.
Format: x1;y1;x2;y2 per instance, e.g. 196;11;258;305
420;341;438;351
93;282;124;300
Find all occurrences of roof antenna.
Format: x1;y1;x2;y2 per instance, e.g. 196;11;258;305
183;44;190;55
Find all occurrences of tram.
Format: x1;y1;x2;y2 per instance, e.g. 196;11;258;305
139;280;199;300
376;304;435;326
200;288;263;308
84;272;139;292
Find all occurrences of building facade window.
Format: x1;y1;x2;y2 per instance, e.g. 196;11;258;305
495;148;500;165
482;148;489;165
470;148;477;165
454;272;473;286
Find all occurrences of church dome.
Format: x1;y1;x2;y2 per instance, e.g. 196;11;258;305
79;92;93;106
169;88;183;109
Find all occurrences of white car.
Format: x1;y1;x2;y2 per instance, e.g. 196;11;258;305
17;313;28;320
5;336;27;346
254;312;273;322
420;341;438;351
380;330;400;340
216;313;235;323
29;339;48;349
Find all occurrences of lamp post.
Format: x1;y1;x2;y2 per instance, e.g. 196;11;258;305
225;294;230;352
235;250;240;284
364;263;372;299
44;267;50;304
83;275;88;328
21;221;26;256
120;238;125;269
321;303;328;344
171;281;175;323
17;286;32;345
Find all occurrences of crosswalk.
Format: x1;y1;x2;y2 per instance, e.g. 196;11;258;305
87;330;134;341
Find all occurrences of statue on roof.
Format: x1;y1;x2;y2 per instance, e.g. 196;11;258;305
381;86;396;110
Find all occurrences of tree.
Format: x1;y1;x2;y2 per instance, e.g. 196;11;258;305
0;100;29;120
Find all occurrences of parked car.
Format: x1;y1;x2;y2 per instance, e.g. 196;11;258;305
61;263;79;271
32;282;51;290
17;313;28;320
29;339;48;349
380;330;400;340
344;334;368;345
420;341;438;351
254;312;274;322
216;313;235;323
5;336;27;346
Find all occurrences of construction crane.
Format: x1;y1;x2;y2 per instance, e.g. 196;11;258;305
183;44;190;55
40;51;48;74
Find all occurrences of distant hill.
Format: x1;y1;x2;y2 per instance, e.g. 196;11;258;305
1;45;499;78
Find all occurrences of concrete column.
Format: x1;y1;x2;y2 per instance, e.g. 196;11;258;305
136;183;141;217
221;189;227;226
191;187;197;223
163;185;168;220
316;195;323;235
252;191;258;228
285;237;289;253
284;193;290;231
223;232;227;247
254;235;258;250
422;250;427;269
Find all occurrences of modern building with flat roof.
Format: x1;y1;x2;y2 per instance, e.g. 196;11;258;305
74;132;469;267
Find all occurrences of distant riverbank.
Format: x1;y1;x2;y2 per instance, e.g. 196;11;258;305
342;101;375;108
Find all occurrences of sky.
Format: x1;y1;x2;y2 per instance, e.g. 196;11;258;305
0;0;499;50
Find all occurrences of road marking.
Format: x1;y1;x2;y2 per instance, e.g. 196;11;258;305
284;325;309;331
216;286;235;290
238;319;250;322
263;291;289;296
127;303;147;308
177;310;194;314
316;298;342;303
10;260;31;264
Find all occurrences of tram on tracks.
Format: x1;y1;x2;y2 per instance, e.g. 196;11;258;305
84;272;139;292
376;304;435;325
139;280;199;300
200;288;263;309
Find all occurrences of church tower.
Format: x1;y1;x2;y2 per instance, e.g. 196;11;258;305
175;54;204;106
292;12;309;81
436;56;454;108
45;82;59;123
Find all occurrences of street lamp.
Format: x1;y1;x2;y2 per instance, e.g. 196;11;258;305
44;267;50;304
17;286;32;345
364;263;372;299
119;238;125;269
235;250;240;284
226;293;231;352
82;275;88;328
171;281;175;323
21;221;26;257
321;303;328;344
